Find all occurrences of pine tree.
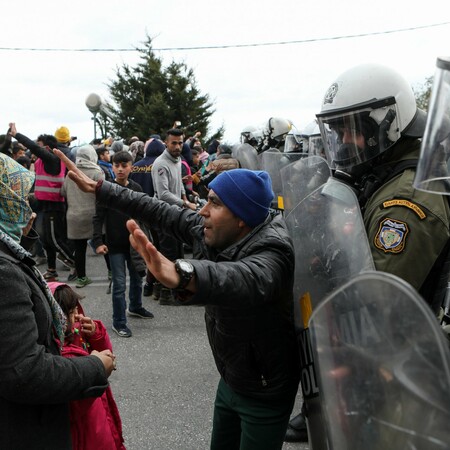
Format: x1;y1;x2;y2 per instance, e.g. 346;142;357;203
413;76;434;112
107;36;216;140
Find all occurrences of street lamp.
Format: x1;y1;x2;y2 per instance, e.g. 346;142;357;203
85;93;114;140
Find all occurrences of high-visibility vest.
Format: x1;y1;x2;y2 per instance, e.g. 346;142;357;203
34;158;66;202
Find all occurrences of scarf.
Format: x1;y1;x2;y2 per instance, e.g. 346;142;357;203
0;228;66;346
0;154;66;346
98;160;115;180
0;153;34;242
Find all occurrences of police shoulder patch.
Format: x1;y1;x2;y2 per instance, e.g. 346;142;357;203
382;198;426;219
374;217;409;254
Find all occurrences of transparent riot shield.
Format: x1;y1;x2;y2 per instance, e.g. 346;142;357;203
414;56;450;195
281;158;374;310
310;271;450;450
281;157;375;450
280;155;330;216
259;148;306;210
231;143;260;170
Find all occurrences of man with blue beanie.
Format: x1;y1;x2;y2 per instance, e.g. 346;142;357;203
54;153;302;450
207;169;272;228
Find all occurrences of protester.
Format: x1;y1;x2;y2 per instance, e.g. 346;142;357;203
55;149;301;450
130;138;165;197
194;144;240;190
61;144;104;288
10;123;75;281
151;128;196;305
130;137;166;296
0;153;115;449
48;282;126;450
129;139;145;163
96;146;115;182
92;151;154;338
55;126;76;162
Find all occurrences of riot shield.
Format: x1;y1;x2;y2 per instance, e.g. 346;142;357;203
281;158;374;308
259;149;306;210
281;158;375;450
310;271;450;450
414;57;450;195
280;155;330;216
231;143;260;170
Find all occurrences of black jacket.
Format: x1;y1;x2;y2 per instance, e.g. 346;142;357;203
0;243;108;449
92;179;143;254
15;133;71;175
97;181;300;398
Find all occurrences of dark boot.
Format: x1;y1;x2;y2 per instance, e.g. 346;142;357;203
159;288;179;306
284;411;308;442
153;282;162;301
143;282;153;297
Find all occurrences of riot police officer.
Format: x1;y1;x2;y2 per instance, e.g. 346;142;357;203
259;117;293;153
316;62;450;315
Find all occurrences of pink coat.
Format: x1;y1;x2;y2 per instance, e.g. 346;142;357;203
62;314;126;449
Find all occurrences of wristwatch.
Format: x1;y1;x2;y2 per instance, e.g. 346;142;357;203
174;259;195;290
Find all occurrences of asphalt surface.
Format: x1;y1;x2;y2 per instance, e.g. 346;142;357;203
43;251;309;450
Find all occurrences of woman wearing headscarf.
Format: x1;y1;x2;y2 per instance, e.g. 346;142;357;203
61;145;105;288
129;140;145;163
0;153;115;449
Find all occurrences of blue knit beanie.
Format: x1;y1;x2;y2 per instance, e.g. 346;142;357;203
208;169;274;227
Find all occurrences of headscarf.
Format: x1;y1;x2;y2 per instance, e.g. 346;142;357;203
0;153;66;345
130;140;145;161
110;140;124;154
0;153;35;242
75;144;101;171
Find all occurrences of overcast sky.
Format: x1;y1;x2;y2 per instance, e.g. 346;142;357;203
1;0;449;146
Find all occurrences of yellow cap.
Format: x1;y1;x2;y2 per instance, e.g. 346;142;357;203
54;126;71;143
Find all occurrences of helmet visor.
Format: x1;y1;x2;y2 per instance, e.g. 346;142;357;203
317;99;399;170
284;133;303;153
308;135;325;158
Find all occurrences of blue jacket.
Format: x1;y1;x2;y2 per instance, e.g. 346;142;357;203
130;139;165;196
98;160;115;182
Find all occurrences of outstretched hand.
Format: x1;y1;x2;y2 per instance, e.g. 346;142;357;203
127;219;180;289
8;122;17;137
53;149;97;193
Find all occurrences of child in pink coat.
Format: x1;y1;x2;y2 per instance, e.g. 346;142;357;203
48;282;126;450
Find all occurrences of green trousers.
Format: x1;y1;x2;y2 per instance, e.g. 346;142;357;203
210;378;297;450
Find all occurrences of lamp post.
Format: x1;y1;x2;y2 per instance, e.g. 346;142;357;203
85;93;102;140
85;93;113;141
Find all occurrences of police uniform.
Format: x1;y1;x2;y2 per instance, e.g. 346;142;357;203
362;138;450;313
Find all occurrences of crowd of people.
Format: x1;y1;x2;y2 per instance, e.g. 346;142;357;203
0;59;449;449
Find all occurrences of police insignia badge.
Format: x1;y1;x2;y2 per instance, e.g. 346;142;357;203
323;83;338;104
374;218;409;254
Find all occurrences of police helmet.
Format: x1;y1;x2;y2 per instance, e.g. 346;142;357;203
316;63;427;170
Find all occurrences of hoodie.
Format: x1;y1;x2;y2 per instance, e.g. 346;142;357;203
129;138;165;196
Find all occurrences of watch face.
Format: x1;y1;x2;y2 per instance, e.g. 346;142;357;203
178;260;193;272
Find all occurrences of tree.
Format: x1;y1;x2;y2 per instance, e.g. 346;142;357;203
107;36;217;141
413;76;434;112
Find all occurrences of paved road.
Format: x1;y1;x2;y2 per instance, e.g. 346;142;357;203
45;251;309;450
